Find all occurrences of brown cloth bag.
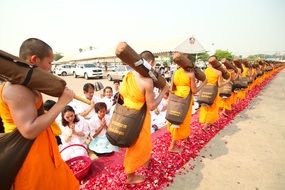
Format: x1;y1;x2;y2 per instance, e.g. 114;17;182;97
219;83;233;98
232;77;248;90
165;76;192;125
0;50;66;97
106;95;147;148
198;84;218;105
166;93;192;125
0;105;44;190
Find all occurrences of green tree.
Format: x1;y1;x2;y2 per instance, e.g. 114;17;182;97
247;55;259;61
187;54;196;63
197;52;210;62
53;52;63;61
214;49;233;60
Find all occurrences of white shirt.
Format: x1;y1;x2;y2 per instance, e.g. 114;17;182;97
88;114;111;138
60;116;90;145
99;96;113;113
69;98;95;119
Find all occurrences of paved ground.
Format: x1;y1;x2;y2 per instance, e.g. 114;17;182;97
43;74;114;102
166;69;285;190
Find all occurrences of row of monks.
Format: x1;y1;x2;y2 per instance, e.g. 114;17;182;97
166;55;284;153
114;44;284;185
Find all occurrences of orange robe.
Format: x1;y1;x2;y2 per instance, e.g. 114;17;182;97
199;67;220;124
219;72;233;111
51;120;62;136
120;72;152;174
219;94;232;111
248;68;256;91
167;68;194;140
0;83;79;190
237;66;248;100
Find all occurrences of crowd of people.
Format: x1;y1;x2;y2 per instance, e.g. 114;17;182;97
0;37;282;189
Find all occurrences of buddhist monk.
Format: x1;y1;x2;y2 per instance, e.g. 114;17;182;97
121;50;169;184
199;56;231;130
0;38;79;189
167;65;206;153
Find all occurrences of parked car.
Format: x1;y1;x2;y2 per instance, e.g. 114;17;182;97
51;63;58;73
54;64;75;76
73;63;103;79
194;60;207;70
106;65;132;81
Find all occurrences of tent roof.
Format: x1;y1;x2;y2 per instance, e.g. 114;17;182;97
56;35;206;63
174;36;206;54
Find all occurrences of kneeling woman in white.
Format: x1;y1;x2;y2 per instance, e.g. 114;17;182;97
100;86;114;115
88;102;118;154
60;105;90;161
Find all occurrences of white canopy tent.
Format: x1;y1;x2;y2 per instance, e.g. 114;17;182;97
55;35;206;64
174;36;206;54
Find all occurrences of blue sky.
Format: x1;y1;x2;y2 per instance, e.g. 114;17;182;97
1;0;284;56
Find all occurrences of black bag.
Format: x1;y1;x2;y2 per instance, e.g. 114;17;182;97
198;84;218;105
257;70;264;77
165;92;192;125
233;77;248;90
0;130;34;190
219;83;233;98
0;105;43;190
165;75;192;125
106;95;147;147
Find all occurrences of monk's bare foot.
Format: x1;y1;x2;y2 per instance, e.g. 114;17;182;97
169;147;182;153
222;112;229;117
144;159;150;168
127;174;145;184
202;125;209;132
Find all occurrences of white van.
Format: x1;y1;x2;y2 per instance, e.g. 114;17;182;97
73;63;103;79
54;64;74;76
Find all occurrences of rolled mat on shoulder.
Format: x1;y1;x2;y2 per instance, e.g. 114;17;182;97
0;50;66;97
0;50;90;104
221;58;238;73
115;42;166;89
172;52;206;82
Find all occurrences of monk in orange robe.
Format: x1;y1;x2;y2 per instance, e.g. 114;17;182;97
236;62;250;100
199;56;231;130
167;68;206;153
0;38;79;190
219;69;238;116
121;51;169;184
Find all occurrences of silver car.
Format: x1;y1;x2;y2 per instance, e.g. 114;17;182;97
107;65;132;81
54;64;75;76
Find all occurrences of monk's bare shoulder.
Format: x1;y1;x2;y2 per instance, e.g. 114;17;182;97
139;76;154;91
133;72;154;92
3;83;34;103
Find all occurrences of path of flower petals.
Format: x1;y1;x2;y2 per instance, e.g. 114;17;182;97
80;69;282;190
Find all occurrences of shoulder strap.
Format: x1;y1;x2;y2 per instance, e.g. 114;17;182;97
170;75;176;92
0;82;6;96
